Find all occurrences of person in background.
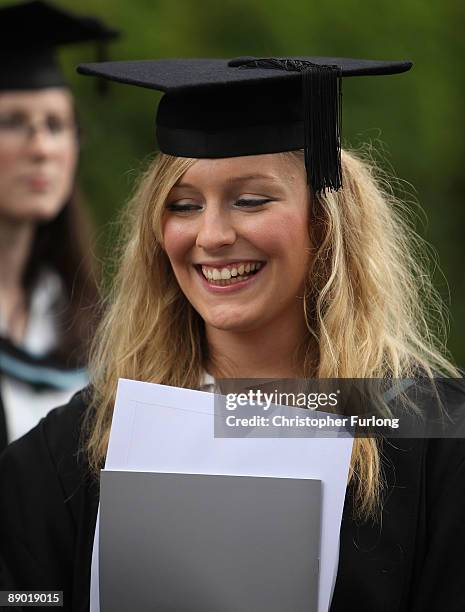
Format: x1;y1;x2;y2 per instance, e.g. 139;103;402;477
0;1;119;451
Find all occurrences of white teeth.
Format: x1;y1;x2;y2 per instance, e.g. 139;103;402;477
200;261;264;282
202;266;211;280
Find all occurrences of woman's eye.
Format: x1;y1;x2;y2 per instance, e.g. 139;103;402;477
234;198;272;208
46;116;68;134
166;202;202;212
0;114;25;130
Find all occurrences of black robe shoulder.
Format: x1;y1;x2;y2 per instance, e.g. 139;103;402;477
0;388;464;612
0;391;99;612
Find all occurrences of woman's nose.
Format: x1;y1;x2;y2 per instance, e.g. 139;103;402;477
195;206;236;251
26;128;55;159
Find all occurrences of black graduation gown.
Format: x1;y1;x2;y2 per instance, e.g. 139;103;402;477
0;390;464;612
0;390;7;453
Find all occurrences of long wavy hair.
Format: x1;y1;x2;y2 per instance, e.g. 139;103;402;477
85;149;458;519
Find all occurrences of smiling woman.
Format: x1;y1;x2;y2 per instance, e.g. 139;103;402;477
1;56;464;612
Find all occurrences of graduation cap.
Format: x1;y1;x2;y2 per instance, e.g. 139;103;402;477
77;56;412;194
0;0;119;92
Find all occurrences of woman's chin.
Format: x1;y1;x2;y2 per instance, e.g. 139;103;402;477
3;199;66;224
203;311;263;334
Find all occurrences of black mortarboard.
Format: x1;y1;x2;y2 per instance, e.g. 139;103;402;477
0;0;119;91
77;56;412;194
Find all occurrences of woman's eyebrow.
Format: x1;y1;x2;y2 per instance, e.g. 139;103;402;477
172;181;200;190
224;174;280;184
174;174;280;189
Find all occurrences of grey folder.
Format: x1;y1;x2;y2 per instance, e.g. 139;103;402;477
100;471;321;612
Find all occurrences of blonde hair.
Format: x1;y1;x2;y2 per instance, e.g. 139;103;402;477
85;149;458;520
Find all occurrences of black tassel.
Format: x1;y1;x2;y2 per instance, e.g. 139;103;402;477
302;64;342;194
231;58;343;195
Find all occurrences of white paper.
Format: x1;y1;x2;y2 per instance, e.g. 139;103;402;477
91;378;353;612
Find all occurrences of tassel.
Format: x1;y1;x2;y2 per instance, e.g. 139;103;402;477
230;58;343;195
302;64;342;194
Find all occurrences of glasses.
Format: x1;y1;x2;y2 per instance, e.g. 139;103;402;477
0;112;77;147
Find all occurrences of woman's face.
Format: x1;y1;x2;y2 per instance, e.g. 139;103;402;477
162;154;312;334
0;88;78;223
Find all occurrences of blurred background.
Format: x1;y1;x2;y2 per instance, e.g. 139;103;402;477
5;0;464;363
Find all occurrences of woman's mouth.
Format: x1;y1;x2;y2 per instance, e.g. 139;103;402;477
25;175;51;191
196;261;265;287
